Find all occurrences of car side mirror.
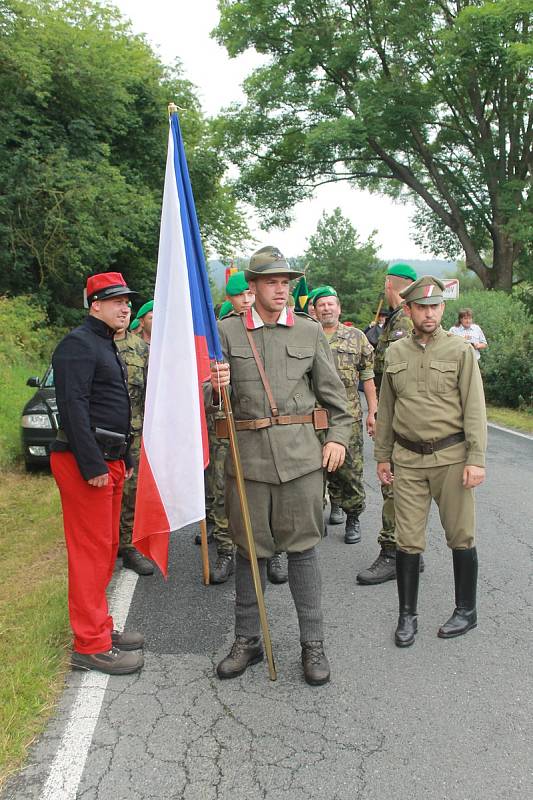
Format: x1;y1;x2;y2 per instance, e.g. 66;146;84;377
26;377;41;387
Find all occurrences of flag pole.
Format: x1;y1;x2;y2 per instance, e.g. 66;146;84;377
199;519;210;585
221;385;277;681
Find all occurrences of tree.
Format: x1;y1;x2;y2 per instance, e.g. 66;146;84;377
215;0;533;291
304;208;386;325
0;0;249;320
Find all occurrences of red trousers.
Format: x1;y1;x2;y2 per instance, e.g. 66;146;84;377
51;451;125;654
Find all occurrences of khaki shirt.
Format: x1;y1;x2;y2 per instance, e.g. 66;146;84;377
374;304;413;378
215;307;352;484
327;323;374;422
115;332;149;433
374;327;487;468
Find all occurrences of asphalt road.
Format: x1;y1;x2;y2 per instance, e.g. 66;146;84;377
3;426;533;800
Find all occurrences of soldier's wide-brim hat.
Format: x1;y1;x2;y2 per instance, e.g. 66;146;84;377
244;246;304;281
85;272;138;305
400;275;445;305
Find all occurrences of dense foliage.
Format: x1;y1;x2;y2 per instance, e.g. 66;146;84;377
443;290;532;408
215;0;533;290
0;0;249;322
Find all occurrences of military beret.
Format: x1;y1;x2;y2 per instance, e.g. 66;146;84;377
218;300;234;319
135;300;154;320
400;275;445;305
387;262;417;282
312;285;338;304
85;272;138;306
129;318;140;331
225;271;249;296
244;246;304;281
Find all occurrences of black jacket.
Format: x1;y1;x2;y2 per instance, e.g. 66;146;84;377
50;315;132;479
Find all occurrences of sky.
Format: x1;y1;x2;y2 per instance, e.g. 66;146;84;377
113;0;432;261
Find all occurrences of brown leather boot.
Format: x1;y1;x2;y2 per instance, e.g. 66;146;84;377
301;641;330;686
71;647;144;675
216;636;264;679
111;629;144;651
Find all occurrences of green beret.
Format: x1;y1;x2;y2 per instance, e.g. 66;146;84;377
225;271;249;296
387;262;417;282
245;246;304;281
129;318;140;331
311;285;338;304
218;300;234;319
135;299;154;320
400;275;445;305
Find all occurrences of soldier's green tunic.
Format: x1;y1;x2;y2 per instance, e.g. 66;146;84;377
325;323;374;514
115;332;149;552
374;303;414;546
215;306;352;558
374;326;487;553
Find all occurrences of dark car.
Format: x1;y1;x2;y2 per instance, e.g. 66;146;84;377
21;366;59;469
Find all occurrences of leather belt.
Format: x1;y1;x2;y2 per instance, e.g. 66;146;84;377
235;414;314;431
395;431;465;455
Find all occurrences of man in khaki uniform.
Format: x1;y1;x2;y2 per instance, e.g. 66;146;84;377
374;276;486;648
210;246;352;686
313;285;377;543
114;310;153;575
357;262;418;585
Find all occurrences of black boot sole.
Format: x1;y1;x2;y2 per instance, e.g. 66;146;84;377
437;621;477;639
216;652;264;679
357;571;396;585
395;634;416;648
344;536;361;544
304;672;331;686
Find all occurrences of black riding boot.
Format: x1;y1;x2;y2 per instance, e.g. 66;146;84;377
395;550;420;647
438;547;478;638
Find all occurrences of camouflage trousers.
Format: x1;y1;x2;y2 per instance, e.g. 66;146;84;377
378;481;396;548
119;437;140;552
327;420;366;515
204;429;232;553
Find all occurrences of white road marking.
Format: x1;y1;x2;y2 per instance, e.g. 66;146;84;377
40;570;139;800
488;422;533;441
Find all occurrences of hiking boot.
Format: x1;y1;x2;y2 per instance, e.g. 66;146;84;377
344;512;361;544
267;552;288;584
357;547;396;584
111;629;144;651
210;551;235;584
71;647;144;675
301;641;330;686
216;636;264;679
438;547;478;639
120;548;154;576
328;504;344;525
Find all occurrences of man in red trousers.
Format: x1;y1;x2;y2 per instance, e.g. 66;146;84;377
50;272;144;675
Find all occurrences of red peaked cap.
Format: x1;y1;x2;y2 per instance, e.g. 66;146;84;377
86;272;138;304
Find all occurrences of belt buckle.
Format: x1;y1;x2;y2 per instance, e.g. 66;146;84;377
421;441;434;455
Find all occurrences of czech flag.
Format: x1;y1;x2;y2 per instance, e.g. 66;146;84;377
132;110;222;577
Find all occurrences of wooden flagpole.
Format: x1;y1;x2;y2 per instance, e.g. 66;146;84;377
199;518;210;585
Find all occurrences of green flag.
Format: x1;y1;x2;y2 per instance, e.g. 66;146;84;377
292;276;309;313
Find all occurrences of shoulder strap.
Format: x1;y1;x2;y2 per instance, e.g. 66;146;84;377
241;317;279;417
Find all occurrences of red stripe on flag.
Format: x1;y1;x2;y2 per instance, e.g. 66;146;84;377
133;443;171;577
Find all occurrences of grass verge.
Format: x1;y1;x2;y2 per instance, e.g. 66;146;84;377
486;404;533;434
0;470;70;790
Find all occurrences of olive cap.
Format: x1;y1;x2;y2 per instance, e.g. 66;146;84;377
387;262;417;282
400;275;445;305
244;246;304;281
225;271;249;296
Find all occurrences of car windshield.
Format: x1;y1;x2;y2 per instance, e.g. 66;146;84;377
42;366;54;388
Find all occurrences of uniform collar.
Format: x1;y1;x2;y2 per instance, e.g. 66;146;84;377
84;314;115;338
412;325;445;345
245;305;295;330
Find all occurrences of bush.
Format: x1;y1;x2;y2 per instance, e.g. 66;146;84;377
443;290;533;409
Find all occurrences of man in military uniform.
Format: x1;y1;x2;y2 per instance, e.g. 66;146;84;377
210;246;352;685
374;276;486;648
114;306;153;575
357;262;418;585
313;286;377;543
50;272;144;675
135;300;153;344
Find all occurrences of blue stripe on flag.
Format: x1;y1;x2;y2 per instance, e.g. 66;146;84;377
170;113;223;361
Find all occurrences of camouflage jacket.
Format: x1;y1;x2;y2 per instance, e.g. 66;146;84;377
327;323;374;421
374;304;413;380
115;332;149;432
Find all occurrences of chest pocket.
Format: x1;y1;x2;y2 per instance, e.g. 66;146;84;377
286;345;314;381
429;361;457;393
230;345;259;382
386;361;408;394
